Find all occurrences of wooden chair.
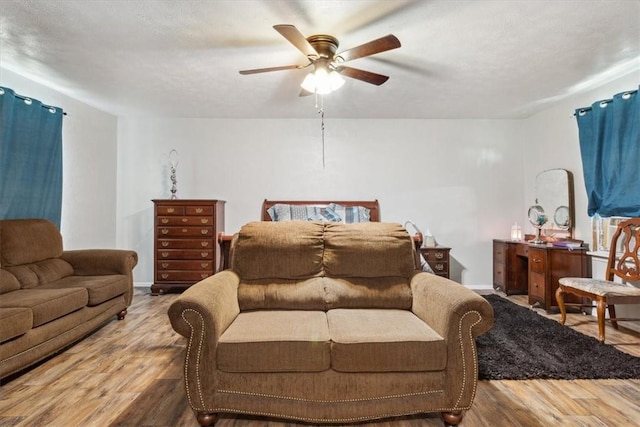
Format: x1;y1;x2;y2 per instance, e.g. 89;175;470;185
556;218;640;343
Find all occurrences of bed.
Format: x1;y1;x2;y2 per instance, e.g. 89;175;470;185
218;199;421;270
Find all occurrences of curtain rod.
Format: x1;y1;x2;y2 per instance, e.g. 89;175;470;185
2;88;68;116
572;88;638;118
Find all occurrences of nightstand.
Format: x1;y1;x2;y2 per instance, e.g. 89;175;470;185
420;246;451;279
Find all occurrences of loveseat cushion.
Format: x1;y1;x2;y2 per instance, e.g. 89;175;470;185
327;309;447;372
238;277;326;310
324;277;413;310
0;219;63;266
232;221;324;280
0;307;33;343
323;223;415;279
38;275;129;306
0;269;21;294
0;288;88;327
4;259;74;289
218;310;331;373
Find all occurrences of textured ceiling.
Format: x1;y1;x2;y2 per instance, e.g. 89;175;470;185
1;0;639;119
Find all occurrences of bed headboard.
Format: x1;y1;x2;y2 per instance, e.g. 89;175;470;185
261;199;381;222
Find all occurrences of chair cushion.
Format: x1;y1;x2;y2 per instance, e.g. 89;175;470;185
0;307;33;343
327;309;446;372
232;221;324;280
0;288;88;327
560;277;640;297
38;275;129;306
323;223;415;279
218;310;330;373
0;219;63;266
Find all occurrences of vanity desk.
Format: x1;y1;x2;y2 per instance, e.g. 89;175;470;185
493;239;589;312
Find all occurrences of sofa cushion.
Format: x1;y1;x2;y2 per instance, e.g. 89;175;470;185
232;221;324;280
327;309;447;372
323;223;415;279
38;275;129;306
238;277;326;311
4;259;74;289
0;269;21;294
0;288;88;327
0;307;33;343
324;277;413;310
218;310;330;373
0;219;63;266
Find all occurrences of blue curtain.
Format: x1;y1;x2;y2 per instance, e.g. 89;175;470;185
0;86;64;227
576;86;640;217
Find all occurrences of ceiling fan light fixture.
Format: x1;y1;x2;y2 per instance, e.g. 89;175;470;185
300;67;344;95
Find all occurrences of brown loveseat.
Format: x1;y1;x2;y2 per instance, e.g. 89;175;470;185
0;219;138;380
169;221;493;426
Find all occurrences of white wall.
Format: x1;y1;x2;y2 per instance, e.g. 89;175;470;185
0;67;119;248
116;118;524;287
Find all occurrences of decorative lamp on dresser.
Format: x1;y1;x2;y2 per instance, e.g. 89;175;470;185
152;199;225;295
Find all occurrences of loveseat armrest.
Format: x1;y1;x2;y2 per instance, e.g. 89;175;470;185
167;271;240;411
410;272;494;410
61;249;138;276
168;270;241;346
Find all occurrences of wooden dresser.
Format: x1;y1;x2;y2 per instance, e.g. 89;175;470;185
152;199;225;295
493;239;589;312
420;246;451;279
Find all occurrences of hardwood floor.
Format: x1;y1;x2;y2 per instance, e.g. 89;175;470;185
1;289;639;427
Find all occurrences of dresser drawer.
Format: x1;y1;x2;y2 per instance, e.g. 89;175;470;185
156;205;185;216
529;272;546;299
529;249;546;273
157;239;213;249
157;249;214;260
156;270;213;282
422;249;448;262
157;226;213;237
157;260;213;271
186;205;213;215
157;216;213;226
431;261;448;274
493;262;506;287
493;241;507;262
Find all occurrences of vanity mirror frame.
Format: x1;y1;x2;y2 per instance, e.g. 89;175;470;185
533;168;575;240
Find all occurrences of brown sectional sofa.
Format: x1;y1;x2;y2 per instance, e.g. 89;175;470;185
0;219;138;380
169;221;494;426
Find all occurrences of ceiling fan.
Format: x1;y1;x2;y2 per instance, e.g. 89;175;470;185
239;25;401;95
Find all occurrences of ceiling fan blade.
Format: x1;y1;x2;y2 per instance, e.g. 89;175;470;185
273;24;318;58
335;34;401;62
299;89;314;97
336;66;389;86
239;65;304;75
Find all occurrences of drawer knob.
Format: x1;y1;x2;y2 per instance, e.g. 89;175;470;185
161;229;169;235
196;208;204;213
435;264;444;271
182;228;188;233
161;242;169;247
161;263;169;268
201;252;209;258
201;262;209;269
201;219;209;224
161;252;169;258
182;218;188;222
201;229;209;235
533;258;542;263
201;273;209;279
435;253;444;259
201;242;209;247
167;208;175;213
161;218;168;224
161;273;169;279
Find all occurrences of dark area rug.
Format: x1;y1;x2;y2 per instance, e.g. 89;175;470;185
477;294;640;380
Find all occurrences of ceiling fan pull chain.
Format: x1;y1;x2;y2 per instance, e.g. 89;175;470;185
320;105;325;169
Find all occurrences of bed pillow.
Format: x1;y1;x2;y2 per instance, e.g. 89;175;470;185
267;204;326;221
326;203;371;223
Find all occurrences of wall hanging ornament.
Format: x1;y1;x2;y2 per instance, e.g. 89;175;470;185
169;149;179;199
